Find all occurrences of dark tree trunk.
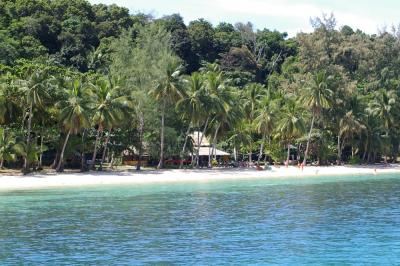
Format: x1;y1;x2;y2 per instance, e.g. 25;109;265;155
100;129;111;171
56;130;71;172
137;113;144;171
157;102;165;169
337;134;341;165
91;126;102;170
286;142;291;166
80;130;86;172
195;117;209;168
23;103;33;174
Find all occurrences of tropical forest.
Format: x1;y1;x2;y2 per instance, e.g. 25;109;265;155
1;0;400;173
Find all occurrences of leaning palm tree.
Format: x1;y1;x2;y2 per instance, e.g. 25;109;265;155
176;72;204;168
150;58;185;169
228;124;252;163
254;95;277;164
17;68;49;173
276;99;305;164
90;78;131;170
299;71;332;165
211;89;242;161
194;69;226;168
242;83;263;163
56;78;91;172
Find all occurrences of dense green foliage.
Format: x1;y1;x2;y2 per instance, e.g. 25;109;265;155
1;2;400;172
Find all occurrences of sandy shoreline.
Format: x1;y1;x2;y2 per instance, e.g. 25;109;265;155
0;165;400;191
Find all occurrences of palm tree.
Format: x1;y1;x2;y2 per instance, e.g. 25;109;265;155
13;142;42;170
199;69;226;168
150;58;184;169
276;99;305;164
254;95;276;164
91;78;131;170
339;110;365;162
299;71;332;165
242;83;263;163
228;125;252;163
367;89;397;162
0;128;18;168
211;88;242;161
361;115;383;163
176;72;204;168
18;69;49;173
207;82;236;168
56;78;91;172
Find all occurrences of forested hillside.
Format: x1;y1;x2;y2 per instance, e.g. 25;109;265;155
1;0;400;173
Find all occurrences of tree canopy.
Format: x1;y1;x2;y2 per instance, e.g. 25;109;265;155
1;1;400;172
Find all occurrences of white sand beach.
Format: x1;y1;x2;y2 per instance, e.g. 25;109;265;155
1;165;400;191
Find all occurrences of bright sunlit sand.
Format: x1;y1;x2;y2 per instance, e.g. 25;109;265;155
1;165;399;191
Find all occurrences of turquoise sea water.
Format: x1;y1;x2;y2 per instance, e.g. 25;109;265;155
1;173;400;265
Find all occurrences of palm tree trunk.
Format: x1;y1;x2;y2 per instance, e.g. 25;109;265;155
264;137;271;165
137;114;144;171
258;133;266;164
179;121;191;169
303;114;315;165
208;145;212;168
110;148;115;169
233;146;237;162
23;103;33;173
157;102;166;169
51;132;62;169
91;126;102;170
0;159;4;169
51;150;60;169
337;134;341;165
192;129;200;167
208;124;220;168
38;120;44;170
100;129;112;170
56;130;71;172
384;131;389;164
287;142;291;166
81;130;86;172
196;117;209;168
248;143;252;164
212;124;220;160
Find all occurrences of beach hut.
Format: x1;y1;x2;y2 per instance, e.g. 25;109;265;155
190;131;230;166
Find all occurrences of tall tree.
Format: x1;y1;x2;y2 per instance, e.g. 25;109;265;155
150;58;184;169
276;99;305;164
299;71;332;165
90;78;131;170
56;78;91;172
18;68;49;173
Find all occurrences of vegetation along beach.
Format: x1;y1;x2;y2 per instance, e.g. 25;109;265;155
1;0;400;264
